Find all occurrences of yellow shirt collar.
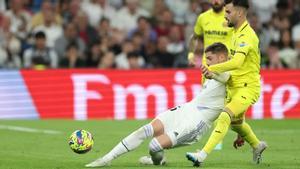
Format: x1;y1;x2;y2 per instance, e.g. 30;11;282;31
235;20;249;33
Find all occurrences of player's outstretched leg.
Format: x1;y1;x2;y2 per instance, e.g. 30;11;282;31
85;123;155;167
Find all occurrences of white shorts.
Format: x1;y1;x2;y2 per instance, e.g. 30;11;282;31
155;102;219;147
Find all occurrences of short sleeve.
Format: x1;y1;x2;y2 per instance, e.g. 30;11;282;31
194;15;203;36
234;35;251;56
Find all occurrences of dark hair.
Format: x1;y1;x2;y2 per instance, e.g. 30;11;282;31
225;0;249;9
100;17;110;24
35;31;46;39
137;16;149;23
66;42;78;51
205;42;228;55
127;51;140;59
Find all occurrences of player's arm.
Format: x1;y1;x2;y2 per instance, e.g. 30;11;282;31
208;52;245;73
188;15;204;64
209;38;250;73
211;72;230;83
188;34;202;61
201;65;230;83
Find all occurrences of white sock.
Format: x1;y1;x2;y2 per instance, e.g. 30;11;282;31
199;150;208;160
149;138;164;165
102;124;154;161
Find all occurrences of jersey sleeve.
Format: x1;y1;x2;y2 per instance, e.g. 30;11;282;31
208;35;250;73
194;15;203;36
212;72;230;83
234;35;251;57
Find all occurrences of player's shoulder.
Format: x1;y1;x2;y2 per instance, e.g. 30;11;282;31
198;9;214;19
236;24;258;44
237;22;257;39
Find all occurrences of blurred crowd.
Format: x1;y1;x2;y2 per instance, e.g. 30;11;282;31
0;0;299;69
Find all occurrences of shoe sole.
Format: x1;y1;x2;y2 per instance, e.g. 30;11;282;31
186;154;201;167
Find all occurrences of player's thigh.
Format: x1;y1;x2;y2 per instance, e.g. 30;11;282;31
225;89;253;119
151;105;183;137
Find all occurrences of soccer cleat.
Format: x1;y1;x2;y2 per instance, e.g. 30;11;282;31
186;152;204;167
139;156;166;165
253;141;268;164
85;158;111;168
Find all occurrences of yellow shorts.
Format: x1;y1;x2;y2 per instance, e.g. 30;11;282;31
224;86;260;122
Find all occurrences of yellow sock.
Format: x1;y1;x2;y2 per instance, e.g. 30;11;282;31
231;122;260;148
213;120;223;150
203;112;231;154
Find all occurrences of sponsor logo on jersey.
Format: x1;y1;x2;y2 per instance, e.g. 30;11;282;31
204;30;228;36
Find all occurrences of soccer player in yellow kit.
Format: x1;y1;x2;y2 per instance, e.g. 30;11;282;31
186;0;267;167
188;0;233;68
188;0;233;150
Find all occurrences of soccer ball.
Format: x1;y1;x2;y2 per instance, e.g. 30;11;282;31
69;129;94;154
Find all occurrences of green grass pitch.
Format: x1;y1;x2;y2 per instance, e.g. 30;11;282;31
0;119;300;169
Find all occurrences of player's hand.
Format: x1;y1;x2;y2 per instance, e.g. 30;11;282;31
201;65;213;79
188;52;196;67
233;135;245;149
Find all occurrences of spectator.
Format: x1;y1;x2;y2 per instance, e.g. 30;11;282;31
128;16;157;43
97;17;112;39
23;31;58;69
292;18;300;57
59;42;85;68
98;51;115;69
152;36;175;68
127;51;143;69
167;25;185;55
59;0;81;24
154;9;174;38
143;41;158;67
131;32;146;59
278;29;298;68
115;40;134;69
34;10;63;48
112;0;150;33
4;0;31;40
81;0;116;27
54;22;86;59
266;41;284;69
31;0;63;28
251;0;277;24
0;16;21;69
73;11;98;47
165;0;189;24
86;40;102;67
151;0;168;20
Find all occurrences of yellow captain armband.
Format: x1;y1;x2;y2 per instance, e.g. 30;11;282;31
188;52;194;61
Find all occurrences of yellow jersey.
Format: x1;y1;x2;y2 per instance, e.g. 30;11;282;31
194;9;233;57
209;21;261;89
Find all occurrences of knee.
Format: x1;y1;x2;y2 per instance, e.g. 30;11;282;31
149;138;163;153
217;112;231;125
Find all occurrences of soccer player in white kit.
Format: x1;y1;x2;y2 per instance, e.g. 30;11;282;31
85;42;230;167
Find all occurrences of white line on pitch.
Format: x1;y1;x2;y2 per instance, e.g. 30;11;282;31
0;125;62;134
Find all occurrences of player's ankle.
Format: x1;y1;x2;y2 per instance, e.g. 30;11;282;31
199;150;208;160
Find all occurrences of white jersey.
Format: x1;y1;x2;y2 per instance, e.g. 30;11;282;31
156;73;228;147
191;78;226;110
